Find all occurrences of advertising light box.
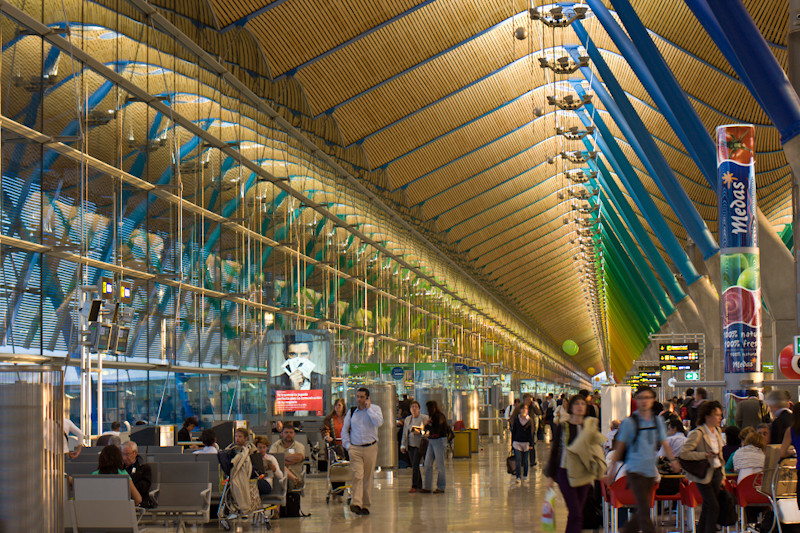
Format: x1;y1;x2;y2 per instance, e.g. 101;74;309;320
274;390;324;415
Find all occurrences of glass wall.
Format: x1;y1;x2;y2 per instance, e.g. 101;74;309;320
0;0;585;432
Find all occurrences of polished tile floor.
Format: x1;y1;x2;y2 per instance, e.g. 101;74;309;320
142;435;564;532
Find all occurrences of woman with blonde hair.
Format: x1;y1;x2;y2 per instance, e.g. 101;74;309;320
733;431;766;483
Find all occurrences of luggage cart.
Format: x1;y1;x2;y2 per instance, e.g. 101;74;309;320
325;445;352;504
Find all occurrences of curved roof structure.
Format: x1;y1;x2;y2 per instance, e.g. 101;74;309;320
82;0;794;378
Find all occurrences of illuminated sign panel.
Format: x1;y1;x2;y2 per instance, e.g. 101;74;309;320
659;343;700;371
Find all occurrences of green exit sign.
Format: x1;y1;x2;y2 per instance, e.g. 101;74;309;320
795;336;800;356
684;371;699;381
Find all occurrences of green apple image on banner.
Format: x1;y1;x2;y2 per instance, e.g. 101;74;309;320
737;254;760;290
721;253;749;287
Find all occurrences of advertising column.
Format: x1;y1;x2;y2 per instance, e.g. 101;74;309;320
717;125;763;407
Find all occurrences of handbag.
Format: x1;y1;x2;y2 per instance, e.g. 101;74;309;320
506;449;516;475
418;436;429;458
679;457;709;479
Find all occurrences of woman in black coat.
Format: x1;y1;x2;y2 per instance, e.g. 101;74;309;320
510;403;534;483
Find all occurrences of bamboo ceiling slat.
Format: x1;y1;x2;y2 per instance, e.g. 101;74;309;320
484;229;572;276
295;0;526;114
451;185;567;251
360;51;536;167
467;216;564;263
389;92;538;187
403;123;539;206
427;148;546;227
339;21;537;146
207;0;270;30
245;0;423;79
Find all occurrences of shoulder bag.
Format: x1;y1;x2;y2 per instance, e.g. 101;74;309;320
679;457;709;478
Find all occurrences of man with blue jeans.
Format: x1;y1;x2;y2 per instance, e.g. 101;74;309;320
606;386;681;533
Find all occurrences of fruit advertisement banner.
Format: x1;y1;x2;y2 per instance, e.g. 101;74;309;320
717;124;761;375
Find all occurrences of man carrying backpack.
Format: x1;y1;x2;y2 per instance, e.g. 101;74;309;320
606;386;681;533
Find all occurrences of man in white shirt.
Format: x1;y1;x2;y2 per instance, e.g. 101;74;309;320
101;421;122;437
504;399;519;426
342;387;384;516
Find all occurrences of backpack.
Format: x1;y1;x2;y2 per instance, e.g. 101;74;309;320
345;406;358;437
618;414;661;463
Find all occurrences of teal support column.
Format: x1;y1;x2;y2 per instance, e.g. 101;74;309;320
591;189;675;316
582;148;686;304
572;106;700;284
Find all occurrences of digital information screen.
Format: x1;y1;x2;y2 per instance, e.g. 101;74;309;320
659;342;700;371
274;390;323;415
638;365;661;386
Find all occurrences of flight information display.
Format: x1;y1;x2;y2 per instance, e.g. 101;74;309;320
659;343;700;370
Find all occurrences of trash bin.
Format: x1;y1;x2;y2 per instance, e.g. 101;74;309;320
468;428;479;453
452;430;471;458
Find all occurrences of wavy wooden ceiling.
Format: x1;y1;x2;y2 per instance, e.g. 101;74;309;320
137;0;793;375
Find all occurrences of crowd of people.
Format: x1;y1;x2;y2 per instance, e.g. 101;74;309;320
64;383;800;529
526;385;800;533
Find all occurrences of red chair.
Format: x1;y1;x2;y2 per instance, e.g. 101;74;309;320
607;476;657;533
680;481;704;533
655;478;687;529
735;473;772;533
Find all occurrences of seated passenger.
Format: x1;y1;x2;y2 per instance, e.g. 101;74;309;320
177;417;198;443
722;425;741;461
193;429;219;454
93;444;142;505
733;430;766;483
726;426;755;473
253;436;284;495
604;420;620;454
269;424;305;490
63;417;84;459
605;436;627;482
659;418;687;457
101;421;122;437
121;441;153;508
230;427;250;450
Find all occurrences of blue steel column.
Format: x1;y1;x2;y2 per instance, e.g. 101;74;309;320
695;0;800;146
566;45;718;260
571;105;700;285
601;0;720;186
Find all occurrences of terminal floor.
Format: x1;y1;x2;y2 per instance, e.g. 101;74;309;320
142;437;571;533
